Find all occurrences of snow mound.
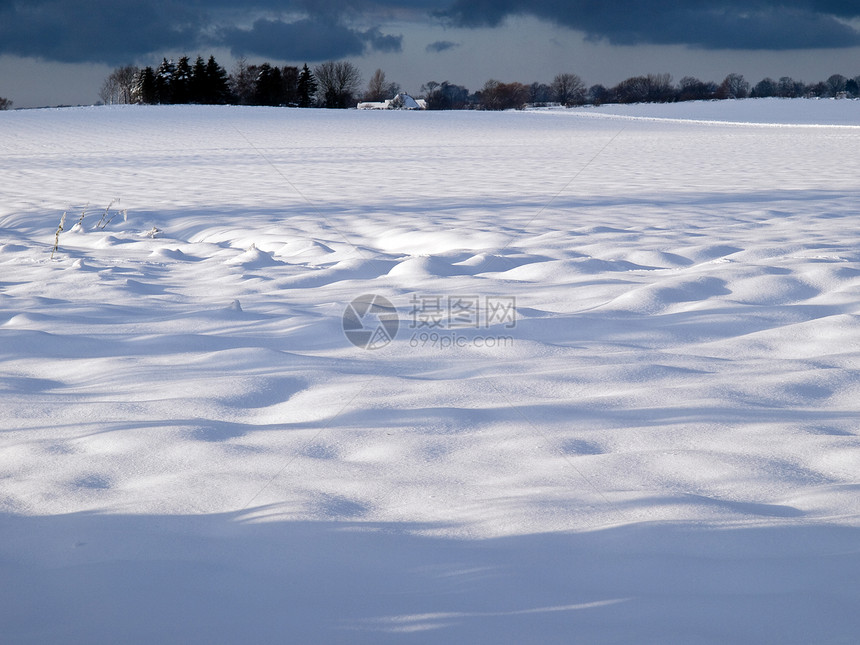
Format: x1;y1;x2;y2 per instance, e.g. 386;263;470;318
226;243;284;268
387;255;460;278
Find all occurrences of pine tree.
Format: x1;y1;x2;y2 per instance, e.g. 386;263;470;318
282;66;299;106
154;58;175;103
173;56;192;104
297;64;317;108
254;63;274;106
257;64;287;106
136;66;157;104
204;56;230;104
189;56;207;103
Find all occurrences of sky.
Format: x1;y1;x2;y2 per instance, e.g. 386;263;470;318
1;1;860;107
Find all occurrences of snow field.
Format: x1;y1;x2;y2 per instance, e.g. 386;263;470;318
1;100;859;643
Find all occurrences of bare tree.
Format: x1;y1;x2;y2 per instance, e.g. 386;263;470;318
806;81;829;98
229;58;256;105
826;74;847;97
421;80;470;109
644;73;675;102
612;73;675;103
678;76;716;101
314;60;363;108
99;65;139;104
751;77;778;98
366;69;386;101
99;71;118;104
717;73;749;99
550;72;586;106
364;68;399;101
777;76;805;98
529;82;552;105
479;79;529;110
587;84;610;105
612;76;650;103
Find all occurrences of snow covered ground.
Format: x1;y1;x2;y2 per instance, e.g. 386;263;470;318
1;99;859;643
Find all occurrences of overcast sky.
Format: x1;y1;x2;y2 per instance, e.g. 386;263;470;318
2;0;860;107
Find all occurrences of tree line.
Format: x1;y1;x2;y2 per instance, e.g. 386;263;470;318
98;54;860;110
100;56;369;109
450;71;860;110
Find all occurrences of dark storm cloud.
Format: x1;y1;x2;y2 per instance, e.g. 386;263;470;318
219;19;401;60
2;0;859;65
219;19;365;60
0;0;200;63
426;40;460;52
440;0;860;50
362;26;404;53
0;0;407;64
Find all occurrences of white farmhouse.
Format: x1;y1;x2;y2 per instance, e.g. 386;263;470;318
357;93;427;110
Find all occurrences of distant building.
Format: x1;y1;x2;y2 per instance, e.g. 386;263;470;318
357;93;427;110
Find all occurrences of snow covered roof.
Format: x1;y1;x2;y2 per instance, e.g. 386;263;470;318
357;92;426;110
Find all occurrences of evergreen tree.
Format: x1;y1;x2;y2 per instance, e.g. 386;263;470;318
154;58;175;103
173;56;192;104
136;66;157;104
297;64;317;108
254;63;284;106
282;66;300;106
189;56;207;103
204;56;230;104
